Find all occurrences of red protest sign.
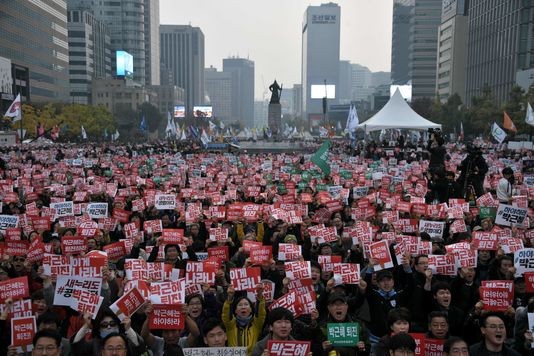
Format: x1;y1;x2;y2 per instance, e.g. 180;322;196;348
5;240;29;256
110;288;145;320
161;229;184;245
424;338;445;356
369;240;394;270
269;291;305;318
143;219;163;234
525;272;534;293
5;228;21;241
249;246;272;264
112;208;131;223
77;221;98;237
150;279;186;304
61;235;87;255
333;263;360;284
318;254;342;272
267;340;311;356
207;246;229;261
278;243;302;261
409;333;426;356
473;231;498;250
0;276;30;302
242;240;262;253
185;261;216;284
149;304;185;330
72;289;104;319
209;227;228;241
103;241;127;261
11;316;36;348
480;280;514;311
229;267;261;291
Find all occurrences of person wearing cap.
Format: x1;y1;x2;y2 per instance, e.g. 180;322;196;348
497;167;515;204
283;234;298;244
361;256;414;345
302;292;370;356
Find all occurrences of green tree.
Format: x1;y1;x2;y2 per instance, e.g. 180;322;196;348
465;84;500;136
138;102;162;132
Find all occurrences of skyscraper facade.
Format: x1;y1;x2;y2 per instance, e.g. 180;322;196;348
0;0;69;102
144;0;160;85
302;3;341;122
69;0;147;85
160;25;205;114
391;0;414;85
67;10;112;104
223;57;255;128
436;0;468;103
205;67;233;123
465;1;523;106
408;0;442;100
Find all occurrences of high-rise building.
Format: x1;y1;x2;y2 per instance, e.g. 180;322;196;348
338;60;352;104
205;66;233;123
69;0;147;85
223;57;255;128
436;0;468;103
391;0;414;85
0;0;69;102
466;1;524;106
302;3;341;122
144;0;160;85
67;10;112;104
351;64;374;101
292;84;303;118
160;25;205;114
408;0;442;100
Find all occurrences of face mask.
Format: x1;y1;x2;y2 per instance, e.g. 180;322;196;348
100;327;119;338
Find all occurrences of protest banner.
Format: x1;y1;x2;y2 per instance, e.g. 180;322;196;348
72;289;104;319
110;288;145;321
327;323;360;346
207;246;229;262
409;333;425;356
183;348;247;356
161;229;185;245
131;198;145;212
285;261;311;280
267;340;311;356
249;246;272;265
514;248;534;277
5;227;20;241
278;243;302;261
428;254;456;276
0;276;29;302
209;227;228;241
480;280;514;311
495;203;528;227
418;220;445;239
50;201;74;218
53;276;102;307
526;272;534;293
0;299;32;319
154;194;177;210
472;231;499;250
500;237;524;254
102;241;127;260
5;240;29;256
185;261;216;284
149;304;185;330
125;259;148;281
150;279;186;305
148;262;178;282
369;240;394;270
333;263;360;285
11;316;36;349
144;219;163;234
261;279;275;302
86;202;108;219
318;254;342;273
424;339;445;356
61;235;87;255
230;267;261;291
242;240;262;254
77;221;98;237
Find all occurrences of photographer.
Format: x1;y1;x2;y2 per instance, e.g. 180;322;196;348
425;168;449;204
427;129;446;172
457;146;488;198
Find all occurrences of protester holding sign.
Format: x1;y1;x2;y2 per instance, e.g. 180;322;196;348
251;307;297;356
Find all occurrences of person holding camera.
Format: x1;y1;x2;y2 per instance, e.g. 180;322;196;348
427;129;446;172
457;146;488;198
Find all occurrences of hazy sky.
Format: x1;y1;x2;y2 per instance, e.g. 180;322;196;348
160;0;393;100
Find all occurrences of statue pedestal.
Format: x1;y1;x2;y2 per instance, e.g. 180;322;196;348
268;103;281;135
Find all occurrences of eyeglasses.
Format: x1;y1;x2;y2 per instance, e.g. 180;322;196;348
13;257;26;262
485;324;505;330
100;321;118;329
34;345;58;353
103;345;127;352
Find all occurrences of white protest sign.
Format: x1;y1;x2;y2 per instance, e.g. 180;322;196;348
514;248;534;278
155;194;176;210
50;201;74;218
419;220;445;239
86;203;108;219
495;203;528;227
53;276;102;307
183;348;247;356
0;214;19;231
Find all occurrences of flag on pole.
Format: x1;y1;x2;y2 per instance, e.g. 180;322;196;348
104;128;108;139
165;112;174;138
4;93;22;122
503;112;517;133
200;128;211;145
112;130;120;141
526;102;534;127
491;122;506;143
311;140;331;175
209;120;217;131
219;120;225;130
140;115;148;132
345;104;359;133
81;126;87;140
459;122;464;141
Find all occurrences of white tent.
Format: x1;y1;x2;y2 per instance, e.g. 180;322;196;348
360;89;441;133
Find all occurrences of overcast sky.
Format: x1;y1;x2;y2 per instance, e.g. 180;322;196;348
160;0;393;100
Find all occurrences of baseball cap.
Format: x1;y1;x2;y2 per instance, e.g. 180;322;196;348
376;269;394;281
327;292;348;305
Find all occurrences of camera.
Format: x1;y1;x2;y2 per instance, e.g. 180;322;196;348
428;128;441;136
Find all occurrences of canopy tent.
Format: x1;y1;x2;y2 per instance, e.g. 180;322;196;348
360;89;441;133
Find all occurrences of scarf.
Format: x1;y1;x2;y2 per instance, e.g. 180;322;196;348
236;314;253;327
377;289;397;299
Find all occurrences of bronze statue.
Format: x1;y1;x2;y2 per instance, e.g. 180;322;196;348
269;79;283;104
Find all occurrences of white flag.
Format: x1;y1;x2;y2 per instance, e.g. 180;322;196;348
346;104;359;132
112;130;120;141
526;102;534;127
491;122;506;143
200;128;211;145
219;120;225;130
81;126;87;140
209;120;217;131
4;94;21;122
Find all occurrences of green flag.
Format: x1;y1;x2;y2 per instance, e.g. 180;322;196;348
311;140;331;175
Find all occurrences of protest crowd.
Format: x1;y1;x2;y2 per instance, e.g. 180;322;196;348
0;134;532;356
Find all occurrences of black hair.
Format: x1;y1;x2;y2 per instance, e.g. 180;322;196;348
101;332;132;356
186;293;204;305
414;254;428;265
33;329;61;347
164;243;180;254
202;317;226;335
310;260;322;274
428;310;449;324
268;307;295;326
443;337;467;353
431;281;451;296
387;307;411;328
92;307;124;339
388;332;416;351
480;312;505;328
37;311;61;328
31;289;45;302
